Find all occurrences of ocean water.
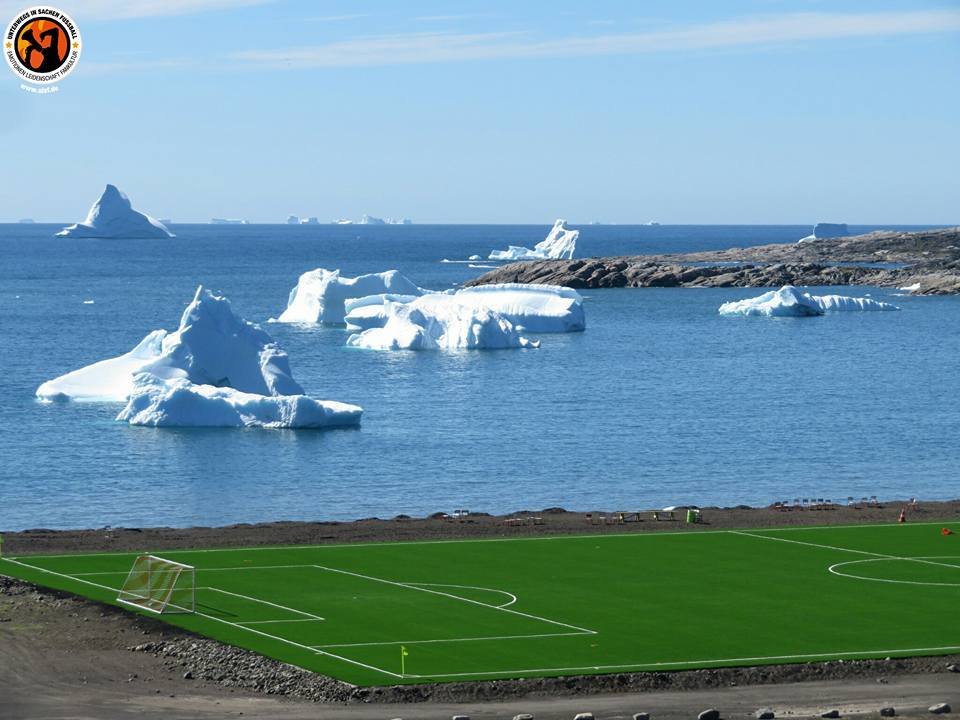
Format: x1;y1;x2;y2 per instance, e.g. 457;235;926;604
1;223;958;531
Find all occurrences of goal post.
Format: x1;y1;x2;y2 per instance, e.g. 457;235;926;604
117;554;196;614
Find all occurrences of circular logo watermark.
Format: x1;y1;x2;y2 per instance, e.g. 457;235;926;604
5;6;81;84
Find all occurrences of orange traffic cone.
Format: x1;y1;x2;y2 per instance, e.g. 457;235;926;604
898;508;906;523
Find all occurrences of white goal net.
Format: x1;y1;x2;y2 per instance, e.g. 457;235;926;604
117;554;196;614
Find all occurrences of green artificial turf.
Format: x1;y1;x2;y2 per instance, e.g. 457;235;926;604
2;521;958;686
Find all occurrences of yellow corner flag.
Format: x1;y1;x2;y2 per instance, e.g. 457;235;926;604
401;645;409;676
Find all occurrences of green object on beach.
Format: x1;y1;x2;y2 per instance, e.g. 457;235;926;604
1;522;957;686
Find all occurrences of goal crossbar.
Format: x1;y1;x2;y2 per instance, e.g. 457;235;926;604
117;554;196;614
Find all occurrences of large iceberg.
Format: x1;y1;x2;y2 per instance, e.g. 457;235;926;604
56;185;173;239
718;285;900;317
347;297;538;350
345;284;585;334
798;222;849;243
489;219;578;261
38;286;361;429
274;268;425;324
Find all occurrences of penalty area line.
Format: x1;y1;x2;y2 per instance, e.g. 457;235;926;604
0;557;399;679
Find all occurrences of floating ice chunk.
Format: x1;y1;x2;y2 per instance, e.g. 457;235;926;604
36;330;168;402
358;214;385;225
810;293;900;312
38;287;361;428
469;254;482;261
275;268;425;324
719;285;899;317
452;284;585;332
898;282;921;292
347;298;538;350
56;185;173;239
38;287;304;401
489;219;578;261
345;284;584;334
117;375;362;429
343;293;421;331
286;215;300;224
82;299;95;305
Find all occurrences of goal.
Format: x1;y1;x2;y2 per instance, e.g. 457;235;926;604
117;554;196;614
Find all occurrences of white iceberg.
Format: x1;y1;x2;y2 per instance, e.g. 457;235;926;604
37;286;362;429
469;254;482;261
56;185;173;239
211;218;249;225
718;285;900;317
344;283;585;334
36;329;169;402
274;268;425;324
300;216;320;225
347;297;538;351
286;215;300;224
489;219;578;261
117;375;361;429
343;293;423;331
798;222;849;243
358;214;386;225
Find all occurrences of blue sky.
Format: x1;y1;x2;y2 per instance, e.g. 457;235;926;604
2;0;958;223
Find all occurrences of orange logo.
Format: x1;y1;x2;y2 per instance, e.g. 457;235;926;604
5;7;81;84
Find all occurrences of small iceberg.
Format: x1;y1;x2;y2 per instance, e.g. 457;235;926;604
798;222;849;243
489;219;578;261
358;214;386;225
347;298;539;351
56;185;173;239
286;215;300;224
38;287;361;429
718;285;900;317
274;268;425;324
345;283;585;334
211;218;249;225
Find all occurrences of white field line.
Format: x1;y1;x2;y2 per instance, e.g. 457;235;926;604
201;586;325;621
13;519;957;560
239;618;327;625
399;644;960;680
730;530;960;573
0;558;400;679
316;630;589;649
404;582;518;608
311;564;597;635
72;564;318;576
829;556;960;587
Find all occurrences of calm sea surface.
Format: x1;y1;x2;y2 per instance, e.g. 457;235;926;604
1;223;957;531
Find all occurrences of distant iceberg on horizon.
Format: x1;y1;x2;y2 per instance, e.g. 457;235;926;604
489;219;578;261
798;222;849;243
718;285;900;317
37;286;362;429
56;185;173;239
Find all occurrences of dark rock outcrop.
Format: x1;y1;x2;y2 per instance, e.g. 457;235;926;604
466;228;960;295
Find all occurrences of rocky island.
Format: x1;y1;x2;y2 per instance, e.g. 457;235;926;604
466;227;960;295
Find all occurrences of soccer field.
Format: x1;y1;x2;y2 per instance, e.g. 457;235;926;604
2;522;958;686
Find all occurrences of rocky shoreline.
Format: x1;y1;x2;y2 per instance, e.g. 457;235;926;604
466;227;960;294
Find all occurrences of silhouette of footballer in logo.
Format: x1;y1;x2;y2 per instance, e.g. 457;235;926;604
14;18;69;73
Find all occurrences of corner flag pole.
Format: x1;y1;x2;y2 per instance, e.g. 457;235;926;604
401;645;408;676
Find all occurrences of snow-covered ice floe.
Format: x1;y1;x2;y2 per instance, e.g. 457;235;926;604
345;283;585;335
346;297;539;350
718;285;900;317
56;184;174;239
489;219;578;261
274;268;425;324
898;282;921;293
38;286;361;429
